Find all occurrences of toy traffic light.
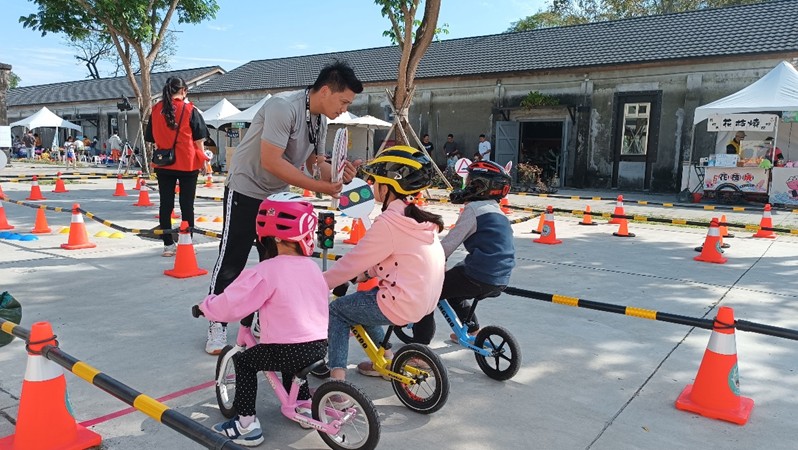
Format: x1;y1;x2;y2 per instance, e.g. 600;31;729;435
317;212;335;249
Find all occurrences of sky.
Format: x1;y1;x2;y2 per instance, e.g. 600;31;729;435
1;0;547;88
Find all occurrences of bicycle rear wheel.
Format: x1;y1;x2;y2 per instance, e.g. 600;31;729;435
390;344;449;414
312;380;380;450
215;345;238;418
474;325;521;381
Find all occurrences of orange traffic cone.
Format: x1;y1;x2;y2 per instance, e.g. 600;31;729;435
578;205;598;226
694;218;727;264
175;180;180;194
612;217;635;237
0;322;103;449
60;204;96;250
344;218;366;245
609;195;625;224
164;221;208;278
302;188;313;197
204;172;214;188
26;176;46;201
531;212;545;235
171;209;180;219
752;204;776;239
133;180;154;207
414;192;427;206
112;174;128;197
31;207;52;234
52;171;69;193
533;206;562;245
132;171;142;190
0;182;5;199
0;202;14;230
675;306;754;425
357;277;379;291
719;214;734;239
499;197;511;215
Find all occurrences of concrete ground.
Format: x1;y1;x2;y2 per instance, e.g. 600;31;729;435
1;162;797;449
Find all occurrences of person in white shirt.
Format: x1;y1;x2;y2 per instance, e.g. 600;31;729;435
478;134;491;161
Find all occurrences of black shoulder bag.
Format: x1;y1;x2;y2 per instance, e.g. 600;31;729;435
152;103;186;167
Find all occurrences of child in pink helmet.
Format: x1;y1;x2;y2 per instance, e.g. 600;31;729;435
199;192;328;446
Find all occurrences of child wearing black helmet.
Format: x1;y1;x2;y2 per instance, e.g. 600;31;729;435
410;160;516;344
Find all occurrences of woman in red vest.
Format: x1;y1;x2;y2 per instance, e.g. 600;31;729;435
145;77;210;256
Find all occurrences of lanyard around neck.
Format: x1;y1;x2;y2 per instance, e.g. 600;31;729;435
305;87;321;156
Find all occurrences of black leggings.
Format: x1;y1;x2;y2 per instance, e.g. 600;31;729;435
233;340;327;416
412;265;500;345
155;169;199;246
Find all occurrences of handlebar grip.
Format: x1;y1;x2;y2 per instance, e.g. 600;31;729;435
191;304;204;318
332;282;350;298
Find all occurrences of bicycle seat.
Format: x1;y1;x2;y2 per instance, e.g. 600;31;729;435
474;288;504;301
297;360;328;379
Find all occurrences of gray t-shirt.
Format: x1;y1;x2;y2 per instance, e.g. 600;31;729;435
227;89;328;199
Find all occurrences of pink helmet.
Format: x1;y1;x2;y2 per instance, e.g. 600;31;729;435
256;192;317;256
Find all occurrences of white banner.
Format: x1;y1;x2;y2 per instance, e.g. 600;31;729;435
707;114;778;132
0;126;10;148
703;167;768;193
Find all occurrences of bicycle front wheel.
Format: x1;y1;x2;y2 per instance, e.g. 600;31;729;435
391;344;449;414
474;325;522;381
312;379;381;450
215;345;238;418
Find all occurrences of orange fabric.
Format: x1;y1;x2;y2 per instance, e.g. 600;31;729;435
151;99;204;172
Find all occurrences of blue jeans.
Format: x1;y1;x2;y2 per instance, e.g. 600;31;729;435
328;288;391;370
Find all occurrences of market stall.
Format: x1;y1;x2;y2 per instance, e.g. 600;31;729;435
690;61;798;204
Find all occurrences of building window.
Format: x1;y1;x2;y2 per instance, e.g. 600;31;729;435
620;102;650;155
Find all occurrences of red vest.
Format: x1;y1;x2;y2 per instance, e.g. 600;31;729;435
151;99;203;172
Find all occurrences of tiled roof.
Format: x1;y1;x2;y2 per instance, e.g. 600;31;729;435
7;66;223;107
194;0;798;94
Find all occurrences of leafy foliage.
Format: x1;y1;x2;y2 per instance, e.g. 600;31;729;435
520;91;560;108
9;71;21;89
507;0;763;31
517;162;543;185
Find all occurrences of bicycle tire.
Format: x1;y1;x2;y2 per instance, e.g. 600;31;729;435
390;344;449;414
312;379;381;450
393;321;435;345
474;325;522;381
215;345;238;418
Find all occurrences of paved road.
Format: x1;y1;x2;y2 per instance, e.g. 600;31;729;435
1;163;797;449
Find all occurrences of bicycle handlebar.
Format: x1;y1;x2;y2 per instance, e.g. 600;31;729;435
191;305;204;318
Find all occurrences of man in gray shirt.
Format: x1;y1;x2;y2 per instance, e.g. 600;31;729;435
204;61;364;354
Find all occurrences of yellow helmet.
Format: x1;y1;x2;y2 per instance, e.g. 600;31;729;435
361;145;434;195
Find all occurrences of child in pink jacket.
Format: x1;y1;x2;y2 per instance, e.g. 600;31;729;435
323;146;445;381
199;193;328;447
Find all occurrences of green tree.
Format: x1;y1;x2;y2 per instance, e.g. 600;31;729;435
9;72;21;89
507;0;764;31
20;0;218;137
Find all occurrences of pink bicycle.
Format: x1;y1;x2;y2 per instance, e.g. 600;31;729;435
192;306;380;450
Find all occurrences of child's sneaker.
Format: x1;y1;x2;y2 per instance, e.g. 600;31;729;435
162;244;176;257
206;322;227;355
295;406;314;429
356;361;390;380
211;417;263;446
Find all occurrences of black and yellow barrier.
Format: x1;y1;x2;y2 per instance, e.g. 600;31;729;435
0;317;245;450
504;286;798;341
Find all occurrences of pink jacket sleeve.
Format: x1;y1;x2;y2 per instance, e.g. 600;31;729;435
199;269;273;323
323;218;394;289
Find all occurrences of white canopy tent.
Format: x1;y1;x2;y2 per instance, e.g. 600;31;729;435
10;107;82;132
327;112;392;160
222;95;272;124
201;98;241;129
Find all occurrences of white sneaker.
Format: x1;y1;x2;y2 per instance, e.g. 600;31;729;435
162;244;176;257
206;322;227;355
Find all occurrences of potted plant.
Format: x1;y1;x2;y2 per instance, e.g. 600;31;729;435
516;162;542;192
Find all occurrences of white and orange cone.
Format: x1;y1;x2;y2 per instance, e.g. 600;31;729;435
0;202;14;230
60;203;96;250
112;174;128;197
533;206;562;245
26;176;46;201
752;204;776;239
694;218;726;264
164;221;208;279
609;195;625;224
52;172;68;193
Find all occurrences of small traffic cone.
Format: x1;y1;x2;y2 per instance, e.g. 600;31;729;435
302;188;313;197
171;209;180;219
413;192;428;206
612;217;635;237
752;204;776;239
533;206;562;245
0;182;5;199
0;202;14;230
30;207;52;234
52;172;69;193
499;197;511;215
0;322;103;449
164;221;208;278
578;205;598;226
26;176;46;201
175;180;180;194
675;306;754;425
132;171;142;190
694;218;727;264
112;174;128;197
204;172;214;188
133;180;155;207
344;218;366;245
719;214;734;239
609;195;625;224
531;212;545;235
357;277;379;291
60;203;96;250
